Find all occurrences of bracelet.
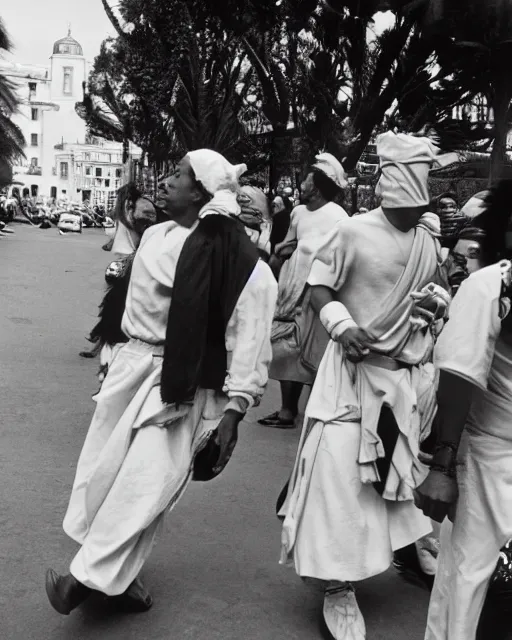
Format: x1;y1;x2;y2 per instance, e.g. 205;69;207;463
431;464;457;479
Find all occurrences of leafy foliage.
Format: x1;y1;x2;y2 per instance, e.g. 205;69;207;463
82;0;511;186
0;18;25;181
79;0;268;171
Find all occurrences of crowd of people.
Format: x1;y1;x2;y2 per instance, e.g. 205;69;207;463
0;188;115;232
44;135;512;640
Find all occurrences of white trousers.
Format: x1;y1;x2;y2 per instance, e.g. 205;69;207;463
63;340;222;596
425;428;512;640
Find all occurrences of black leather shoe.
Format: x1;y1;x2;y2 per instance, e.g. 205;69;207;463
108;577;153;613
393;545;434;591
45;569;92;615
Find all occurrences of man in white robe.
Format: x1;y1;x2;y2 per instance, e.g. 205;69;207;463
416;180;512;640
259;153;348;428
279;132;452;640
45;149;278;616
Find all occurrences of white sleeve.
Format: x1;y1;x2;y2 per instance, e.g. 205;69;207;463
307;221;355;292
223;260;278;413
434;273;502;390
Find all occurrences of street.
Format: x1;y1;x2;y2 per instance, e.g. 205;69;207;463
0;224;430;640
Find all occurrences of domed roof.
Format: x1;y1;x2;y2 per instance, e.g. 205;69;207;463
53;30;83;56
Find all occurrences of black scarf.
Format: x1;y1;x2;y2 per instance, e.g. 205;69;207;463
160;215;259;406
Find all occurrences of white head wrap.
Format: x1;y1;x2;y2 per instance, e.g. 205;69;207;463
186;149;248;218
313;152;347;189
187;149;247;195
375;131;458;209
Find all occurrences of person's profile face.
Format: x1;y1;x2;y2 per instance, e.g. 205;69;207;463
300;173;315;204
130;197;156;221
272;196;285;215
156;156;198;216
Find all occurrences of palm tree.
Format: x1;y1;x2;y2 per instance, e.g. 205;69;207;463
82;0;264;176
429;0;512;183
0;19;25;186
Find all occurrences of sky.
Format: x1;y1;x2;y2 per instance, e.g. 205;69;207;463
1;0;116;67
1;1;395;69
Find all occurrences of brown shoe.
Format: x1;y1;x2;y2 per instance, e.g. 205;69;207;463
109;576;153;613
45;569;92;615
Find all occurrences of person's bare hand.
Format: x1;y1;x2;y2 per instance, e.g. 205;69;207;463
414;470;458;524
213;410;242;473
337;327;374;362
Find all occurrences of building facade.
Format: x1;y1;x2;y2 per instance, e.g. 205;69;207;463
0;31;139;204
54;140;131;208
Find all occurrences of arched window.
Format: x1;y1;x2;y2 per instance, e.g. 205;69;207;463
63;67;73;95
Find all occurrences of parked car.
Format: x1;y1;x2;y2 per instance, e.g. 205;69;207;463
57;211;82;234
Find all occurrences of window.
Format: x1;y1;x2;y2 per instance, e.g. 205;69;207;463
60;162;69;179
84;153;91;161
28;82;37;99
31;134;38;147
31;108;39;121
105;179;110;188
115;169;122;179
63;67;73;95
95;167;102;177
31;185;38;197
30;157;38;167
50;187;57;199
85;166;92;176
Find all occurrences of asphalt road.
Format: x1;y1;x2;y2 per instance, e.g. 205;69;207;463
0;224;431;640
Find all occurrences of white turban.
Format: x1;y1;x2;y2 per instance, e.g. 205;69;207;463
313;152;347;189
376;132;458;209
187;149;248;218
187;149;247;195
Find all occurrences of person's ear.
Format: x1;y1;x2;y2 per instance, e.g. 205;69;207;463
191;187;204;205
124;198;136;216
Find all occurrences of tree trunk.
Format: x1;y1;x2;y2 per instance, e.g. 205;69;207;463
269;126;287;193
489;86;512;185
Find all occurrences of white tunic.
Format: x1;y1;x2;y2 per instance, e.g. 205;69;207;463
426;262;512;640
64;219;278;595
270;202;347;382
280;210;444;582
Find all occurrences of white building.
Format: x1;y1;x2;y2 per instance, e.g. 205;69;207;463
0;31;139;204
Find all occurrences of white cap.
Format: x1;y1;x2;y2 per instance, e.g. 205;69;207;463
313;152;347;189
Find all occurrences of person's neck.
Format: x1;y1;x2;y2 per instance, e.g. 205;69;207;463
381;206;428;233
306;196;328;212
164;206;201;229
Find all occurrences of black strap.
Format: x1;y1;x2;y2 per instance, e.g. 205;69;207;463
373;405;401;498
